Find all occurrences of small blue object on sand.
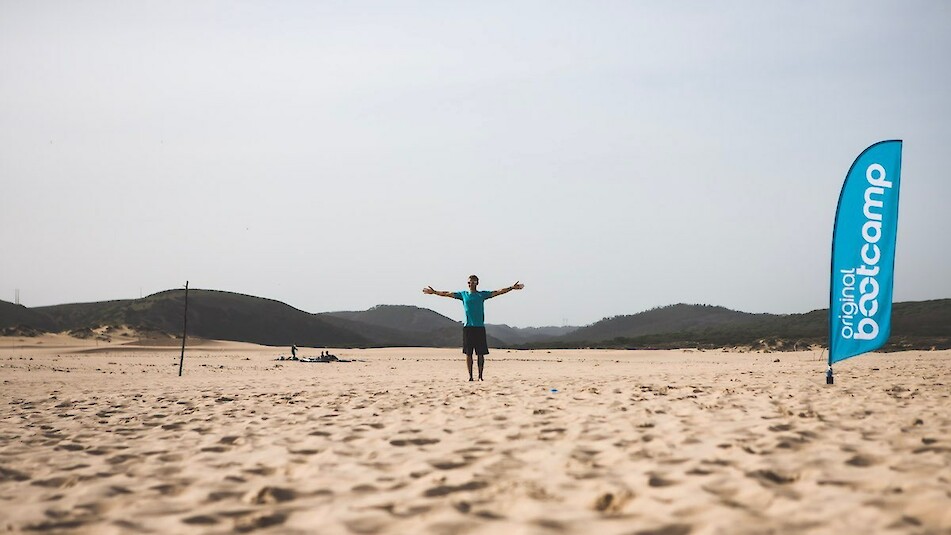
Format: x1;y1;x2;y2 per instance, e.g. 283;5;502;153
550;389;558;393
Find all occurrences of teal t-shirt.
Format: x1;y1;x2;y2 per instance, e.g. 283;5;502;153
452;290;494;327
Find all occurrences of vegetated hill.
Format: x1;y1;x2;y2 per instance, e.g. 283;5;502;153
486;324;578;345
33;299;138;331
316;311;468;347
0;300;58;333
322;305;509;348
326;305;459;333
32;290;369;347
326;304;579;345
678;299;951;351
560;304;768;342
533;299;951;351
320;305;460;347
316;313;420;346
843;298;951;350
5;292;505;348
8;292;949;351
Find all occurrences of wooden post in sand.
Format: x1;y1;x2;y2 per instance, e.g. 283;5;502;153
178;281;189;377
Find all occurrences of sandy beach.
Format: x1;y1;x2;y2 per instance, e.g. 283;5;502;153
0;335;949;534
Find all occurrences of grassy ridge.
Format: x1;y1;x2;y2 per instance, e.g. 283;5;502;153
2;292;949;350
520;300;951;351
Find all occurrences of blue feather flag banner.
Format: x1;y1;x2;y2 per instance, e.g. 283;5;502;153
829;140;903;365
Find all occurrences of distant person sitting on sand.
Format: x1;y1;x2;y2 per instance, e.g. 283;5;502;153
423;275;524;381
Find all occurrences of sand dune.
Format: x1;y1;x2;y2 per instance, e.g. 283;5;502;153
0;337;949;534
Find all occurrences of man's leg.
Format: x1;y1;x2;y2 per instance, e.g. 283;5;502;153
477;353;485;381
466;351;474;381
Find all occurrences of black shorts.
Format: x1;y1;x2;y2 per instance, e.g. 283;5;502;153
462;326;489;356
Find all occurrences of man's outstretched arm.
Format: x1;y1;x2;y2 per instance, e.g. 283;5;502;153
490;282;525;298
422;286;460;299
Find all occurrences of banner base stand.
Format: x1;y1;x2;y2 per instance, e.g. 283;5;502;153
826;366;834;385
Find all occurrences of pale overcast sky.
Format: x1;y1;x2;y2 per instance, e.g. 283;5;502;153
2;1;949;327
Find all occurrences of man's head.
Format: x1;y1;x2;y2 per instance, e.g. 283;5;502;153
468;275;479;291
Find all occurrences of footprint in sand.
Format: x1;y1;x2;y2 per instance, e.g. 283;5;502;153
687;460;722;475
233;512;287;532
373;502;432;518
539;428;567;440
389;438;440;447
243;466;276;477
747;469;798;485
150;481;192;496
0;466;32;482
423;480;488;497
593;490;633;513
633;525;693;535
648;474;678;488
206;490;244;503
246;486;296;504
60;463;90;472
344;515;387;534
428;459;470;470
105;454;137;465
182;515;219;526
30;476;78;488
845;454;880;467
24;518;88;532
289;447;322;455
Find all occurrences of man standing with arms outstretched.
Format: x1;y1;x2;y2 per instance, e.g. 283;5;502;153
423;275;525;381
